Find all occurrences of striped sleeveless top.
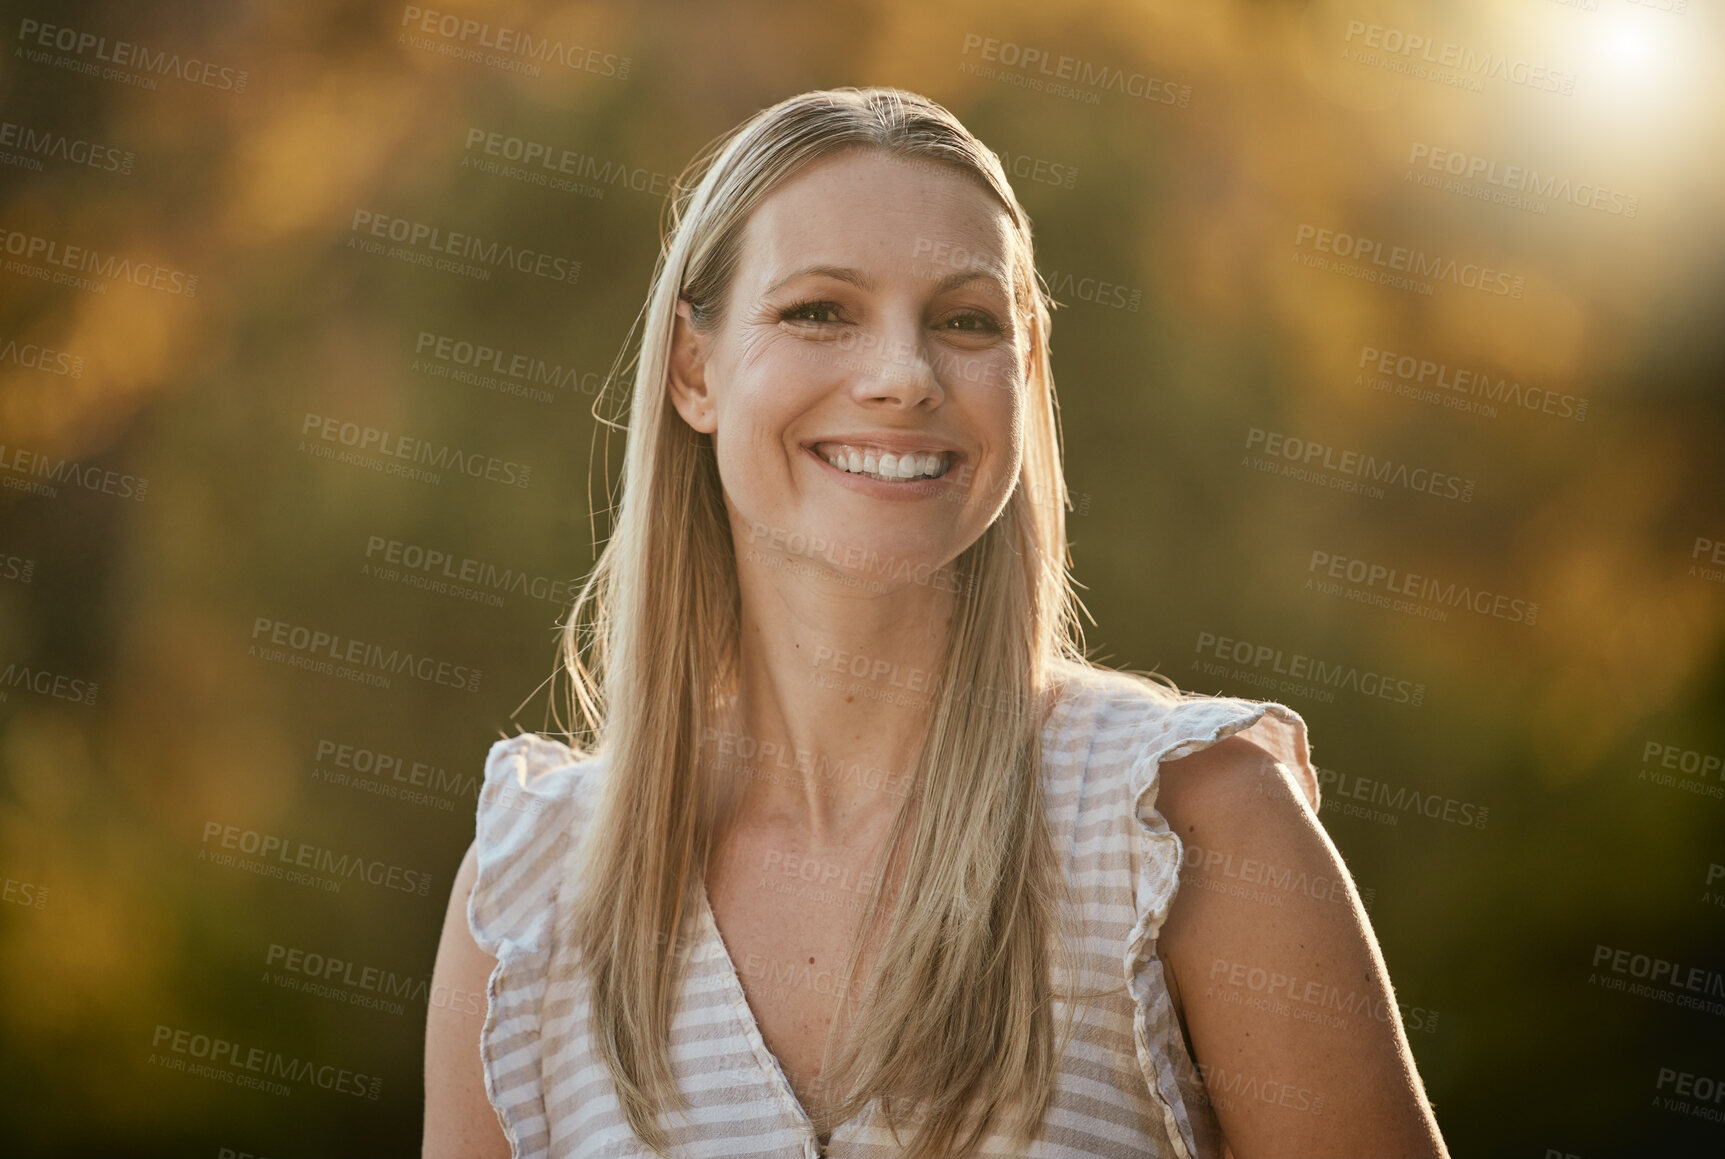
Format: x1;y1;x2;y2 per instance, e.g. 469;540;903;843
468;660;1320;1158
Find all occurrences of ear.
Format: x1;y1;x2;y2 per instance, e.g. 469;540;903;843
667;299;718;434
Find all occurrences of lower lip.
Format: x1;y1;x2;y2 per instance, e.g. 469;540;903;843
802;446;961;500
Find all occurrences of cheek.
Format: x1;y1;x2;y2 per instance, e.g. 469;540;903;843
724;339;822;426
941;389;1023;510
966;337;1027;415
974;376;1026;459
709;385;802;515
712;416;778;496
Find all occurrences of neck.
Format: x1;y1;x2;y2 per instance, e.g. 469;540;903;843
712;543;957;844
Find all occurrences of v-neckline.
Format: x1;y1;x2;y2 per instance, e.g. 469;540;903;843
697;879;859;1155
690;678;1079;1155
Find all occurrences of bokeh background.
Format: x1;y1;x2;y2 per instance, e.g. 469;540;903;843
2;0;1722;1155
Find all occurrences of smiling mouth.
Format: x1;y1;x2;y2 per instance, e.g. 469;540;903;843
811;442;953;482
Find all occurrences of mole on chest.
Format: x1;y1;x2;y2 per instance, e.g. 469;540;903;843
706;840;887;1114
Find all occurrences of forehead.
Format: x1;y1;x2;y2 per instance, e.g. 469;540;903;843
735;148;1017;294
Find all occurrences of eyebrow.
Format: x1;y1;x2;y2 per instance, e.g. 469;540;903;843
763;262;1011;298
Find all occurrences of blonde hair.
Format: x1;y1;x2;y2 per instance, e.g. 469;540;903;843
554;86;1135;1158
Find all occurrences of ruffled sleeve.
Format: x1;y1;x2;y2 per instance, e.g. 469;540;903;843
1121;696;1319;1159
467;732;591;1159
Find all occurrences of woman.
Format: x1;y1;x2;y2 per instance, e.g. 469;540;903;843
424;87;1450;1159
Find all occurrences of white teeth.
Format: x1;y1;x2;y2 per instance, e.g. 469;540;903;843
817;443;949;482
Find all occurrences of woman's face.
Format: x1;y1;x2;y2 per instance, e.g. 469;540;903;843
669;147;1029;590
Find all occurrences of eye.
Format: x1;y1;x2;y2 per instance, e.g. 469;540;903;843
779;299;843;324
940;310;1002;334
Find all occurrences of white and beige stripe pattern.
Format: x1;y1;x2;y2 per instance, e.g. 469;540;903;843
468;659;1320;1158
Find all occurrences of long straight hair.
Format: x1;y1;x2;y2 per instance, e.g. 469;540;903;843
555;86;1114;1158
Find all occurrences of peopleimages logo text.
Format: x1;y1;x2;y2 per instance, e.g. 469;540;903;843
150;1024;380;1098
250;615;482;693
349;210;580;284
15;18;250;91
1294;224;1523;298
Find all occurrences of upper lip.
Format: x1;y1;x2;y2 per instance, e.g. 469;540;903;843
804;434;962;455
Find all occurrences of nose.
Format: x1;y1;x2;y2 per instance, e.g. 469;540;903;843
846;311;945;411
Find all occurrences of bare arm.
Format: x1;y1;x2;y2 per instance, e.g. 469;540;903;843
1155;735;1449;1159
424;839;512;1159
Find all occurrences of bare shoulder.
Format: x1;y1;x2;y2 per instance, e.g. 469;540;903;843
1153;733;1451;1159
1156;729;1315;824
